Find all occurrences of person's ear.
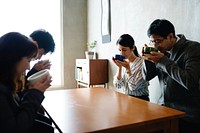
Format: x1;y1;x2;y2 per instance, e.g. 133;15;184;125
168;33;174;39
131;46;135;51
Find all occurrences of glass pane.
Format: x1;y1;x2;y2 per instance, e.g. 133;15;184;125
0;0;62;87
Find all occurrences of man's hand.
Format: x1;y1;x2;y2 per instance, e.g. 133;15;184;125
33;60;51;71
142;52;164;63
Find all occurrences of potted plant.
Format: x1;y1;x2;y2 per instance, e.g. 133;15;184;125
85;40;97;59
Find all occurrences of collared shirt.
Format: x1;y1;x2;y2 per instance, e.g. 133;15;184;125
169;35;180;54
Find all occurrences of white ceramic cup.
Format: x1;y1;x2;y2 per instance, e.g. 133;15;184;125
27;69;50;84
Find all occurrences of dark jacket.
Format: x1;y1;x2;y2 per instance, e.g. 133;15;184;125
26;68;39;84
0;83;44;133
26;68;38;79
143;34;200;123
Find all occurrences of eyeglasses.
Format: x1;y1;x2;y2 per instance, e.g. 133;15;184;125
149;38;165;46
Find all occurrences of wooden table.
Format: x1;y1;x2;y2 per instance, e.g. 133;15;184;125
42;87;185;133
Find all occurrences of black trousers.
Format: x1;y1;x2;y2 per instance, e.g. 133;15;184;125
151;119;200;133
28;113;54;133
179;119;200;133
28;119;54;133
129;95;149;101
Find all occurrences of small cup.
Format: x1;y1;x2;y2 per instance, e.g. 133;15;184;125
27;69;50;84
143;47;158;56
114;54;125;62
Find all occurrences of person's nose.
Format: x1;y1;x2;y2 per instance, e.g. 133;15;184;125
35;54;42;60
121;52;125;56
153;43;159;48
27;63;31;70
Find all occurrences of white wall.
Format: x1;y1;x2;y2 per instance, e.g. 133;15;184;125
87;0;200;104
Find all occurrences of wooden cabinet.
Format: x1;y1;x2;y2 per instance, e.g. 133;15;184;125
75;59;108;88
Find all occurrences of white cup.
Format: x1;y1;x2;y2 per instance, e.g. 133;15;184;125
27;69;50;84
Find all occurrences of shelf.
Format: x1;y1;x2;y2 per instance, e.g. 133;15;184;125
75;59;108;88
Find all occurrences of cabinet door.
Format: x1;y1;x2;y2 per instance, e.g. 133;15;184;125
89;60;108;84
76;59;108;86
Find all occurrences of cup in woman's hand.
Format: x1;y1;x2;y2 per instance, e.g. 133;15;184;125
114;54;125;62
27;69;50;84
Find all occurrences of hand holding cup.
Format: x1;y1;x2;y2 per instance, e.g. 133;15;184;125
27;69;52;92
143;46;158;56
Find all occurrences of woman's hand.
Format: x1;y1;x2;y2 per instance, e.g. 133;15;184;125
112;57;121;68
112;57;130;69
28;75;52;93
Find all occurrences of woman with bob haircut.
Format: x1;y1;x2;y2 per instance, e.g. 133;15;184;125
0;32;53;133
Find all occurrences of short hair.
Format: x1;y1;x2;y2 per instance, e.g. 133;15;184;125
116;34;139;57
30;29;55;54
147;19;175;38
0;32;37;92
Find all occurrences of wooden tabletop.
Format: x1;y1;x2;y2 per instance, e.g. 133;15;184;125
42;87;185;133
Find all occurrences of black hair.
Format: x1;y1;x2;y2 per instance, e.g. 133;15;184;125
0;32;38;93
30;29;55;54
116;34;139;57
147;19;175;38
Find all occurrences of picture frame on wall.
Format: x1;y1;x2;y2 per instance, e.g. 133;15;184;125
101;0;111;43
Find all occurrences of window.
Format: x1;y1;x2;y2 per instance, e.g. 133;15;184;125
0;0;63;88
